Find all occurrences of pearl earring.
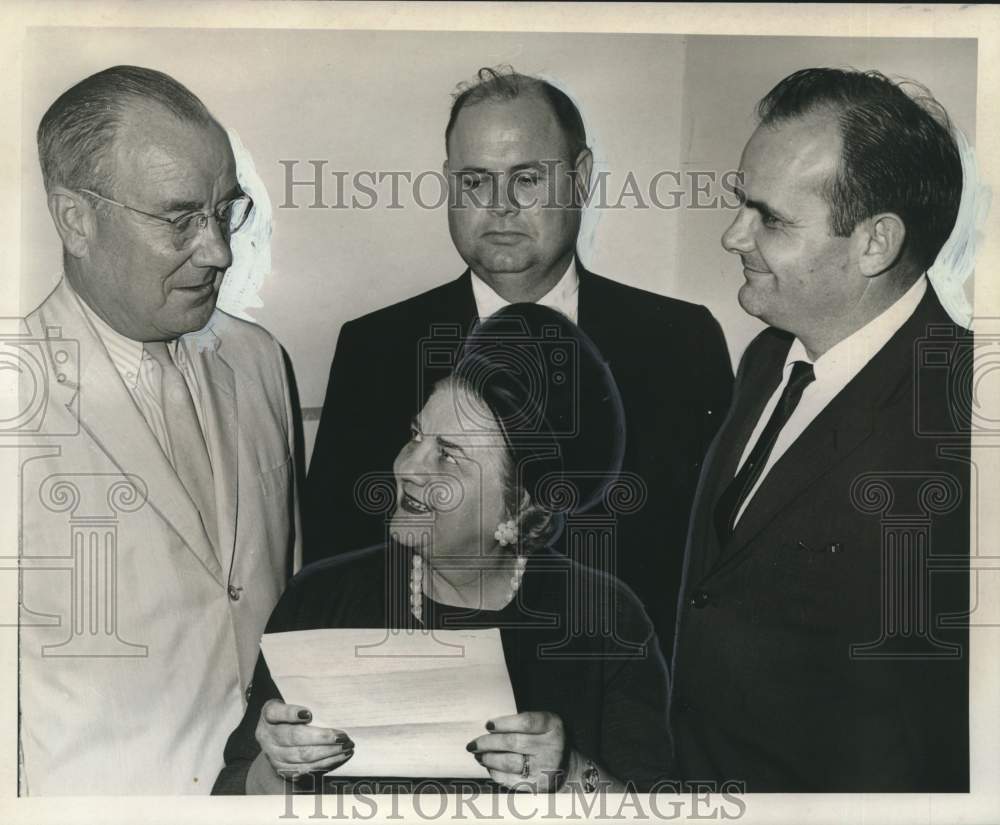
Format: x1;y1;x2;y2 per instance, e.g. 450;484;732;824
494;518;518;547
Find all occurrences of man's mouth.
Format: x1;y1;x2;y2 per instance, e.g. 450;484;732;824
174;281;216;293
399;490;432;515
482;231;528;244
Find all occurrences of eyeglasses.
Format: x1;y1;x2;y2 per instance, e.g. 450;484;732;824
79;188;254;250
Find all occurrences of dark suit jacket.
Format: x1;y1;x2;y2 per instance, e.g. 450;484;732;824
304;265;734;660
670;286;970;792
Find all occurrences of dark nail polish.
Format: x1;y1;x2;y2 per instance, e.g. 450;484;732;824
465;741;477;752
486;721;495;731
297;709;312;721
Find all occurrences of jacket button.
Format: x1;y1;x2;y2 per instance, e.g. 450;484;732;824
689;590;710;608
227;585;242;601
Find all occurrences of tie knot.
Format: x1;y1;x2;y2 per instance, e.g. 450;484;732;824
788;360;815;392
144;340;175;369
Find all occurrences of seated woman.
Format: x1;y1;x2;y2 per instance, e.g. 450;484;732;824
213;304;673;795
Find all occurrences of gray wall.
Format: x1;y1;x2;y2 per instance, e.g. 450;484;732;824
20;29;977;464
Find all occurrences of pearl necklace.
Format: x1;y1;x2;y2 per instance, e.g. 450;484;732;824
409;553;527;625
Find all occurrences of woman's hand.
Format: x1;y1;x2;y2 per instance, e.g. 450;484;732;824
255;700;354;779
467;711;567;792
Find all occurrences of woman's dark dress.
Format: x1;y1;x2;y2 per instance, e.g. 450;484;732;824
213;543;673;794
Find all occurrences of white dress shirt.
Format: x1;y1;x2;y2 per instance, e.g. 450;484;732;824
733;275;927;525
72;286;208;465
471;259;580;323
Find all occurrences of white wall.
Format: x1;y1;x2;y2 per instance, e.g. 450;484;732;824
20;29;686;423
20;29;976;463
678;35;978;365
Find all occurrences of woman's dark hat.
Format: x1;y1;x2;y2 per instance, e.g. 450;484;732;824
453;303;625;514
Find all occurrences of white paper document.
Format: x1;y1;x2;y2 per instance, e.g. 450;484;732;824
260;627;518;778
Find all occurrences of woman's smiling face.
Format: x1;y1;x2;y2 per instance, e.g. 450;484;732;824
391;380;511;561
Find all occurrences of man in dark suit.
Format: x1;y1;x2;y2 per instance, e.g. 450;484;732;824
671;68;970;791
304;68;733;659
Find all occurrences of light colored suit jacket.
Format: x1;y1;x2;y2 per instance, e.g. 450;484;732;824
18;278;301;795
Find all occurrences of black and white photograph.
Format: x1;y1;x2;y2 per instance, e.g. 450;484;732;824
2;2;998;823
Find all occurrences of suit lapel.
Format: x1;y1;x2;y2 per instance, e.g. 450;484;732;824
706;290;946;579
181;321;238;575
712;384;875;576
39;281;223;582
445;269;480;328
576;264;616;354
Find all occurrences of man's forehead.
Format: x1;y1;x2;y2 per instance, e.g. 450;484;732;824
111;102;234;199
740;114;841;198
448;94;568;164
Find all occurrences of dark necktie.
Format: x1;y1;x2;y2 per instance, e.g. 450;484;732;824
714;360;816;544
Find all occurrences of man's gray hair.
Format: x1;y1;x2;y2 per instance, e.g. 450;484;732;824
37;65;217;195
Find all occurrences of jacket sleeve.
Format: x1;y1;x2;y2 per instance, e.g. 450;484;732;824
212;574;307;795
301;319;380;564
211;651;282;794
598;585;675;791
278;341;303;575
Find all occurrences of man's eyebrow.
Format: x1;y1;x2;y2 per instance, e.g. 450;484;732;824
509;161;548;173
733;185;792;223
436;436;469;456
158;186;245;214
159;198;204;213
452;161;548;175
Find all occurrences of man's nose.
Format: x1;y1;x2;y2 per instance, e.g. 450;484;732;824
489;175;520;216
190;216;234;270
721;207;755;255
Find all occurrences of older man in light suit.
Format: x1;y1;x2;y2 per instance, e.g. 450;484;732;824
18;66;300;795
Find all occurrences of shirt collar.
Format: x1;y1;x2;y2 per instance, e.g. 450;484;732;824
69;279;185;388
71;284;145;389
785;275;927;382
470;259;580;324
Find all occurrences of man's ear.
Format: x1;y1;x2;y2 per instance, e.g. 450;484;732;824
572;148;593;207
47;186;93;259
858;212;906;277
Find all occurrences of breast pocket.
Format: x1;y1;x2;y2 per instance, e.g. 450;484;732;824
748;539;860;631
258;456;291;498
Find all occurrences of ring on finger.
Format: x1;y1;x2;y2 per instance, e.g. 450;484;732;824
520;753;531;779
